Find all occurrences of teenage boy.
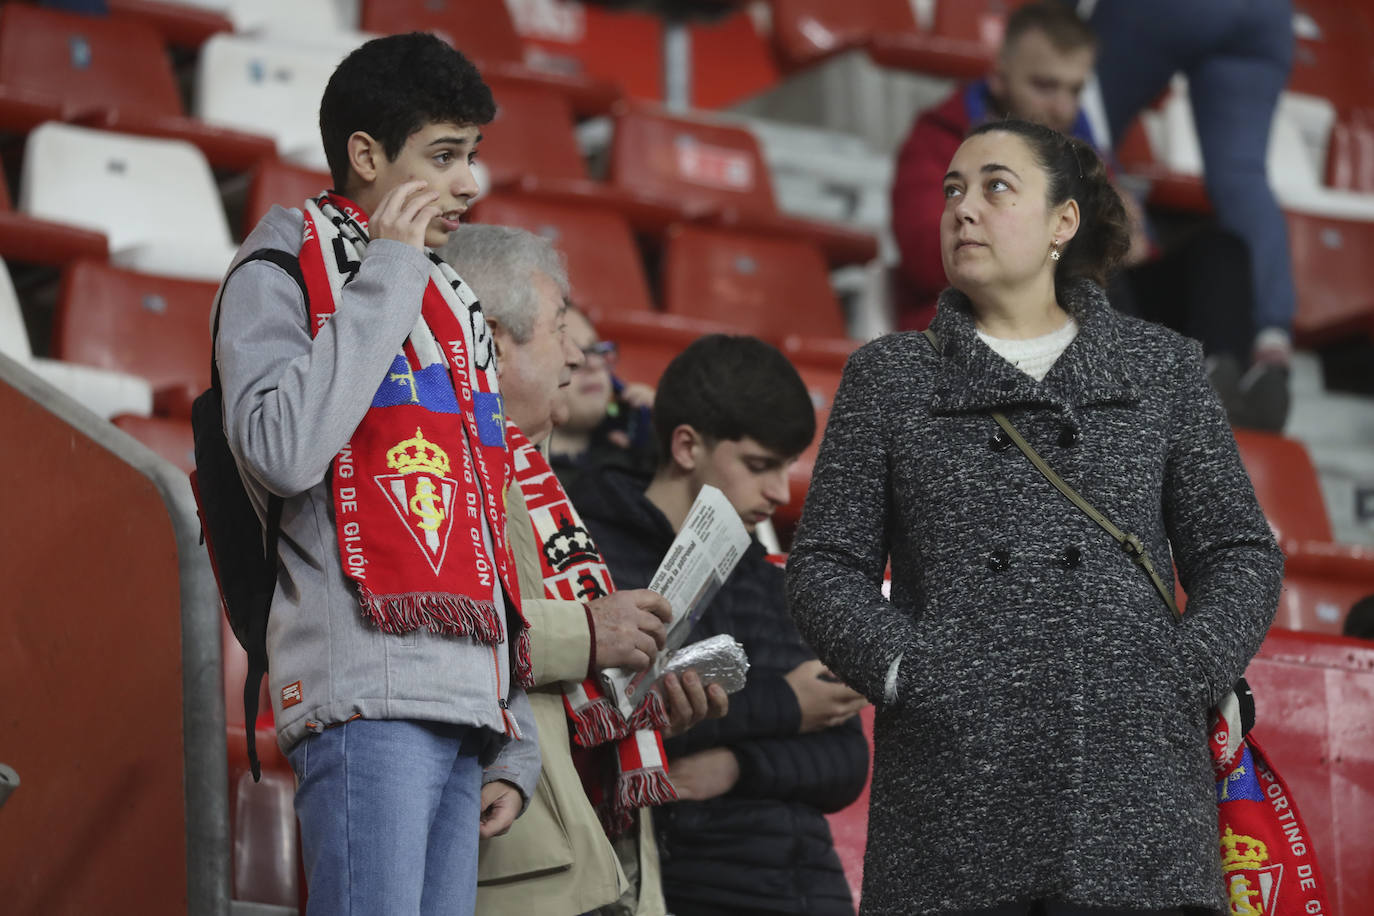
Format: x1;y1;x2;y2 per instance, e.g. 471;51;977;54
567;335;871;916
441;224;728;916
212;33;538;914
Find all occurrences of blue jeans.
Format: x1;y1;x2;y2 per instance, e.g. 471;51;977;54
1091;0;1297;336
287;719;484;916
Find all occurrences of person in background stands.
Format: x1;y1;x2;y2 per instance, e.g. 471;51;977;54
891;1;1274;428
1087;0;1298;430
548;306;657;492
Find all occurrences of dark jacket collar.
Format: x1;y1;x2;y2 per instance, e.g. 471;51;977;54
926;278;1139;415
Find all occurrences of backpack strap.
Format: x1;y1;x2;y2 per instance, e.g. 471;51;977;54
211;248;303;779
922;327;1181;622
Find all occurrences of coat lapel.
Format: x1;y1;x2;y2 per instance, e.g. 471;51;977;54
926;279;1140;415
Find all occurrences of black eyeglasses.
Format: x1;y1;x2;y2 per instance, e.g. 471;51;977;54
580;340;618;363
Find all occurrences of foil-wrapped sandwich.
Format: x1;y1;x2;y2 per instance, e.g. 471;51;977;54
649;634;750;697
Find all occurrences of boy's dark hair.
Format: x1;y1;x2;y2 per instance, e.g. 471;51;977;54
1002;1;1096;55
653;335;816;466
319;32;496;192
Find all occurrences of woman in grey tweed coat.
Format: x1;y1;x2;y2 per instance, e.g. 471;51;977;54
785;119;1284;916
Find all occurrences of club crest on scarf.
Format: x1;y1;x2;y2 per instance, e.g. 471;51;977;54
376;428;459;574
1220;828;1283;916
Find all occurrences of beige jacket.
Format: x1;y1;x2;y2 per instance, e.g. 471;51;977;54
476;479;665;916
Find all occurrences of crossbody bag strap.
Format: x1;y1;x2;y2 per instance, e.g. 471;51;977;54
922;328;1181;621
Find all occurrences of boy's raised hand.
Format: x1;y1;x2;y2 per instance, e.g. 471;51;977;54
371;180;440;251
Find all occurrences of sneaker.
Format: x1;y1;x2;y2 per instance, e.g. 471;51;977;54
1206;353;1244;421
1234;362;1291;432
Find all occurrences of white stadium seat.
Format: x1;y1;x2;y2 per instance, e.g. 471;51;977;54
18;122;237;281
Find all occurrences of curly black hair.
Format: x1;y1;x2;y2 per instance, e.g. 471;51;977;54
319;32;496;192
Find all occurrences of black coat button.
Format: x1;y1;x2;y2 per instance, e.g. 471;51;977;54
987;549;1010;571
998;378;1017;391
1058;426;1077;447
1061;546;1082;568
989;429;1012;451
944;341;959;357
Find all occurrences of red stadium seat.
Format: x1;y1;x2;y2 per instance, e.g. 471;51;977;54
480;77;589;188
661;224;847;339
0;4;274;171
244;159;332;234
53;260;217;416
106;0;233;49
1234;430;1331;543
771;350;845;542
516;2;663;103
769;0;916;72
867;0;1034;81
591;311;739;389
358;0;620;116
1234;430;1374;633
0;172;107;267
468;193;654;316
689;10;780;110
111;413;196;473
608;105;879;266
1325;108;1374;193
1288;0;1374;111
1285;210;1374;344
1245;628;1374;914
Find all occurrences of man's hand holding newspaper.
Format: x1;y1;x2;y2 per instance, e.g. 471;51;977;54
600;485;753;720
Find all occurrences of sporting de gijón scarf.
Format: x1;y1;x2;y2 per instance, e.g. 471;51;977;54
299;191;530;687
1209;696;1332;915
507;422;675;834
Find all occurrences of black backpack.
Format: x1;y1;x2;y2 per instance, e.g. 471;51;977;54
190;249;304;782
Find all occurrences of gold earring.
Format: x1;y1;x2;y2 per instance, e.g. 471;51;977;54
1049;243;1062;262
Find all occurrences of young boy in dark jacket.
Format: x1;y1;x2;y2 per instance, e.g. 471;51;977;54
567;335;870;916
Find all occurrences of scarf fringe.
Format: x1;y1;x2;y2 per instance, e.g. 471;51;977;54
358;589;503;641
617;765;677;811
569;695;628;748
513;626;534;689
628;688;669;732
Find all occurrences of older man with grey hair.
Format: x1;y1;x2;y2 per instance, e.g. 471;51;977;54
441;224;726;916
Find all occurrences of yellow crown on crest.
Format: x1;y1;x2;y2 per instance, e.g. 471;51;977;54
387;428;451;476
1220;828;1269;872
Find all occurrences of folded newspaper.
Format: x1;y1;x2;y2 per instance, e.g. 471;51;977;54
601;484;751;719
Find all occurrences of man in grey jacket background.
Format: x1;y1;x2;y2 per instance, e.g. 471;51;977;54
213;34;539;915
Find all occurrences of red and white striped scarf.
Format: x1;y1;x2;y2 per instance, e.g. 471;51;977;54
507;421;676;833
299;191;531;692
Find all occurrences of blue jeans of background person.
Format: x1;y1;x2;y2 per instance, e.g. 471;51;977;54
1091;0;1296;338
287;718;484;916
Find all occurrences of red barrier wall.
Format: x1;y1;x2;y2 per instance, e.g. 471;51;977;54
0;374;188;913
